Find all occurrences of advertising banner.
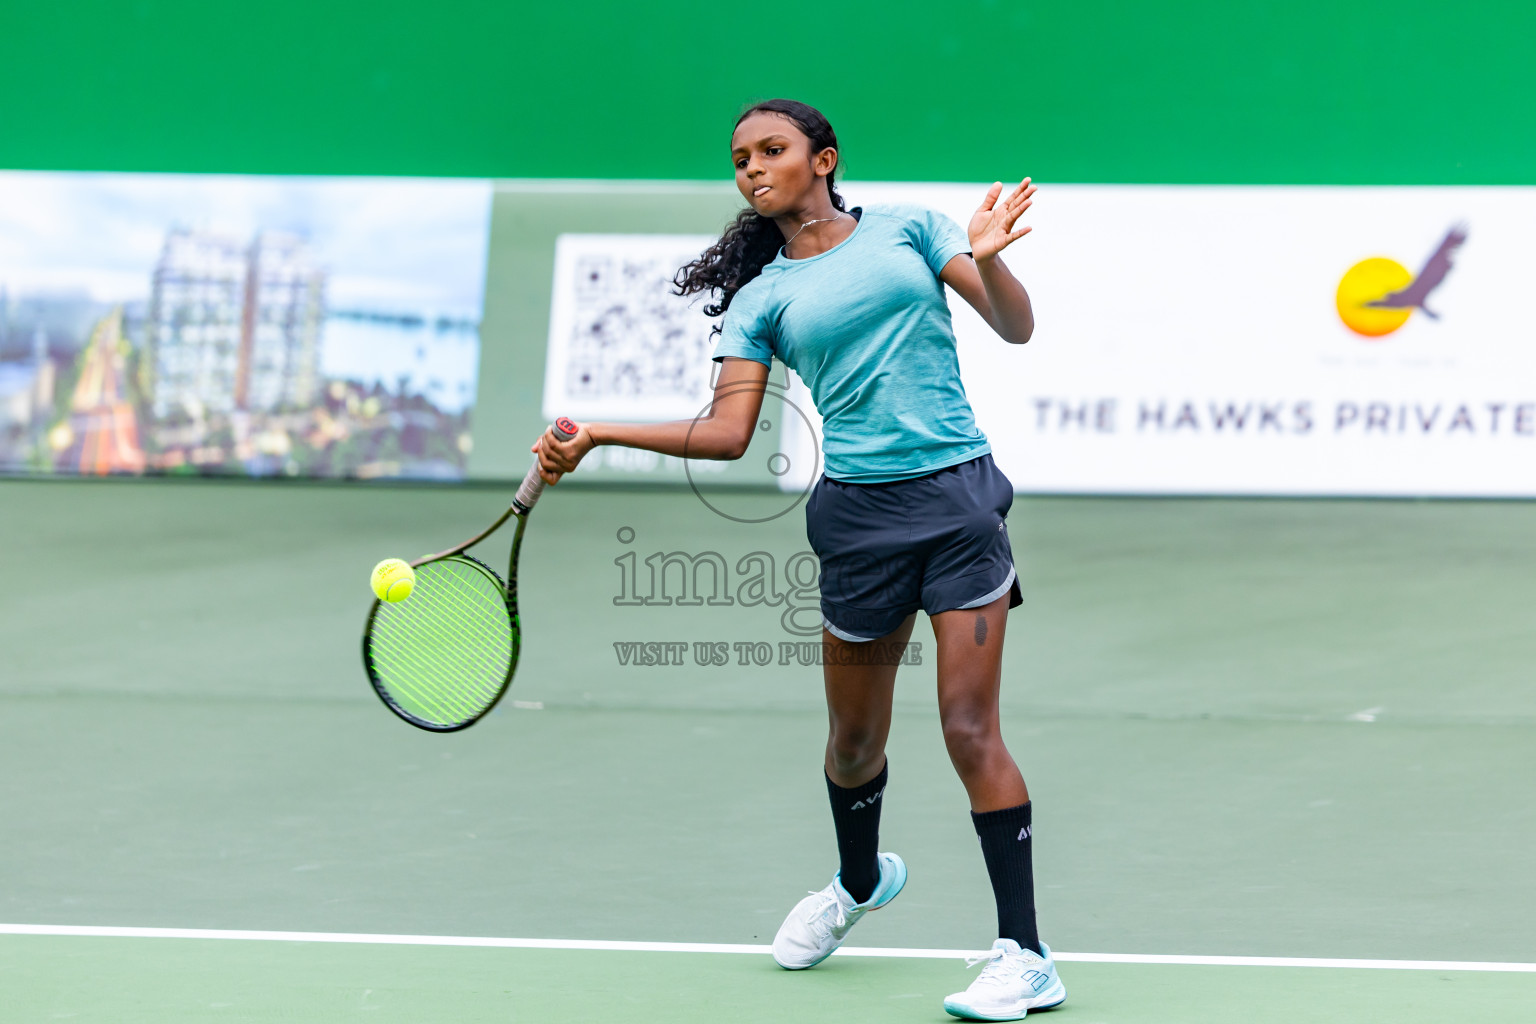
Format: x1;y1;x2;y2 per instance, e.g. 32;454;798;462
0;172;491;480
541;183;1536;497
8;174;1529;496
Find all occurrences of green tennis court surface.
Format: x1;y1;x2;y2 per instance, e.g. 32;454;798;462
8;937;1535;1023
4;479;1534;1021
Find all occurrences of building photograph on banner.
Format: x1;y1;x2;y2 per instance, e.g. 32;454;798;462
0;173;492;480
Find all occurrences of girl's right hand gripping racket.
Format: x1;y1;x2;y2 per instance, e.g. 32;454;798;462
361;418;577;732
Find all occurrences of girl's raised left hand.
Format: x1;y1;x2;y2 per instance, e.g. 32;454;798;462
968;177;1036;262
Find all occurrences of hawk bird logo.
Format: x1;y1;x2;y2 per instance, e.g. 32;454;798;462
1362;224;1468;320
1335;224;1468;338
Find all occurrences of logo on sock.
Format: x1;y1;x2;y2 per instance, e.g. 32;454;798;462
1017;825;1031;841
850;787;885;811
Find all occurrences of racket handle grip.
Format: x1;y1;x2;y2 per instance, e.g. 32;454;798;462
513;417;579;514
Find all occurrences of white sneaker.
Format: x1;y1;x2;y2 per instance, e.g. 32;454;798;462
771;851;907;969
943;939;1067;1020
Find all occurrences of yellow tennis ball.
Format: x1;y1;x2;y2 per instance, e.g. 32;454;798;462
371;558;415;603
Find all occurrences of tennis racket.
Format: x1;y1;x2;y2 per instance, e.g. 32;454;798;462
361;417;577;731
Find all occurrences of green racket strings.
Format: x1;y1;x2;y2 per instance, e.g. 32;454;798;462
368;557;513;726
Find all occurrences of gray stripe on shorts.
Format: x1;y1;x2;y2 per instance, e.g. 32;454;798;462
822;617;878;643
957;565;1017;610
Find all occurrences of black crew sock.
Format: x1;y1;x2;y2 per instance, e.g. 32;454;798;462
971;800;1041;954
825;760;888;904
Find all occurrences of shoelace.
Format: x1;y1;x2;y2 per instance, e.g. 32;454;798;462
803;889;848;937
963;946;1036;992
964;947;1008;971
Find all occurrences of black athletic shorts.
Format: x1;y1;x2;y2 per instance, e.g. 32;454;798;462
805;452;1023;642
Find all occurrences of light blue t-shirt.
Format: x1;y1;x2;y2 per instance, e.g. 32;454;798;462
712;204;990;483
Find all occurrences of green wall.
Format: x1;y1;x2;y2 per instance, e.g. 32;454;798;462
3;2;1534;184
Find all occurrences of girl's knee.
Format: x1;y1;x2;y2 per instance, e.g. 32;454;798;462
941;714;1005;772
827;727;884;778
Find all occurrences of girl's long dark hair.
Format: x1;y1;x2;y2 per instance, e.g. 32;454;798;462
674;99;846;334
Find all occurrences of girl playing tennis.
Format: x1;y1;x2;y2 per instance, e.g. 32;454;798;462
533;98;1062;1021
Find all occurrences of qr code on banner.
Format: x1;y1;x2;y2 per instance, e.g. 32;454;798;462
545;234;721;422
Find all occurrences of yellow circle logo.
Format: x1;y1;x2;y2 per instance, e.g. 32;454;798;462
1336;257;1413;338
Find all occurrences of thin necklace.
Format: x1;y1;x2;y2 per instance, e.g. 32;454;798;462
782;212;849;255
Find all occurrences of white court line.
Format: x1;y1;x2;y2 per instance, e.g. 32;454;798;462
2;924;1534;973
